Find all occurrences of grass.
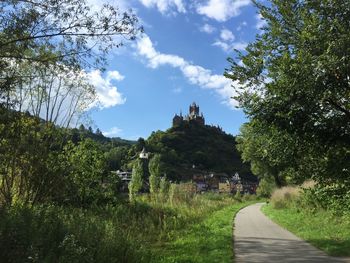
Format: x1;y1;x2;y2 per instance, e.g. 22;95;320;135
262;203;350;257
0;192;259;262
152;199;257;263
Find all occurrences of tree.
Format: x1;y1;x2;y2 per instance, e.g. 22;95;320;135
9;63;96;127
0;112;67;206
1;0;141;108
0;1;142;207
148;154;163;194
225;0;350;187
159;176;170;196
129;159;144;201
63;138;108;205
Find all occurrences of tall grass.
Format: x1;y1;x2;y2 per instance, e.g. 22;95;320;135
264;181;350;256
0;187;247;263
270;186;300;209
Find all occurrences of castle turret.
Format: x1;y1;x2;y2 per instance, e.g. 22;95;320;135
189;102;200;117
173;102;205;126
172;113;183;126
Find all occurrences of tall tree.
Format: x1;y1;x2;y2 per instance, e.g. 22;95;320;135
129;159;144;201
225;0;350;186
148;154;163;194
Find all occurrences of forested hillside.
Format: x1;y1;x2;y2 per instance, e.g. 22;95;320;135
145;122;255;182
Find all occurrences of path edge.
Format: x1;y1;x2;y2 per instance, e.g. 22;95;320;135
231;201;265;263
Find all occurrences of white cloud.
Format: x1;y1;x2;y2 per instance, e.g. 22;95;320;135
139;0;186;14
107;71;125;81
220;29;235;41
211;28;246;53
213;40;247;53
213;41;231;52
136;36;186;68
256;13;267;30
88;70;126;109
197;0;251;22
237;21;247;31
136;35;241;108
102;126;123;137
200;23;216;34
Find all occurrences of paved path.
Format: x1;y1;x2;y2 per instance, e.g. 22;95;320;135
234;203;350;263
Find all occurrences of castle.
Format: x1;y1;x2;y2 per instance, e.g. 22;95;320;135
173;102;205;126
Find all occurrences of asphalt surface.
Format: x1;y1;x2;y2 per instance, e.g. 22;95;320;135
234;203;350;263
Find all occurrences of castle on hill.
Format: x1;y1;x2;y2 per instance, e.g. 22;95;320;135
173;102;205;126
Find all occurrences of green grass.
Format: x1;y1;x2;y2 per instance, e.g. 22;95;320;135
152;200;256;263
262;204;350;257
0;193;259;262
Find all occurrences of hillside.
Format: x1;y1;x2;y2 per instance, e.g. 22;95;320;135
145;121;256;182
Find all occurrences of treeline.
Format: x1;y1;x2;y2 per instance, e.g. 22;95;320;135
225;0;349;212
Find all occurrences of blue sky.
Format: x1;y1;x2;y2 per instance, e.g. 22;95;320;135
88;0;265;140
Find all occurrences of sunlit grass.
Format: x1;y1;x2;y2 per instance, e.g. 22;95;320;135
262;204;350;257
151;199;258;263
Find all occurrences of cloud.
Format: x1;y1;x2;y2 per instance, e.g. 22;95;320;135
139;0;186;14
236;21;247;31
256;13;267;30
200;23;216;34
220;29;235;41
136;35;241;109
196;0;251;22
136;36;186;68
172;87;183;93
102;126;123;137
87;70;126;109
212;28;246;53
213;40;247;53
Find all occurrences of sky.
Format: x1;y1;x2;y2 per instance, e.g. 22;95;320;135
87;0;265;140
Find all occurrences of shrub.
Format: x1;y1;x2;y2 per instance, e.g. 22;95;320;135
256;176;276;198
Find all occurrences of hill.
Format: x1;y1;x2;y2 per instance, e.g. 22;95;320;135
145;121;256;182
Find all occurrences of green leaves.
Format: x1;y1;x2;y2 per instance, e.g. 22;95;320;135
228;0;350;191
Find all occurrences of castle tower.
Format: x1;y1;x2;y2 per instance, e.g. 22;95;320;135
189;102;200;117
172;113;183;126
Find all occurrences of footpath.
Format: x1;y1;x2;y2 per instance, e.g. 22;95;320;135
234;203;350;263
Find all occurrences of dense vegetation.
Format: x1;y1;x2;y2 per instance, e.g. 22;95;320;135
225;0;350;212
0;190;257;263
145;122;254;182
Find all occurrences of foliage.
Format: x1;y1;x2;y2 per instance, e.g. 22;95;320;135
0;111;67;206
256;176;277;198
62;138;112;205
159;176;170;197
226;0;350;204
129;159;144;201
0;0;141;71
148;154;163;194
146;122;255;182
0;204;150;263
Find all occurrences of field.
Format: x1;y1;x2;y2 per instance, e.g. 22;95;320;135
0;192;258;263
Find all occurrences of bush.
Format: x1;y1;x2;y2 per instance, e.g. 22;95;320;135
0;204;149;263
300;182;350;215
270;186;300;209
256;176;276;198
